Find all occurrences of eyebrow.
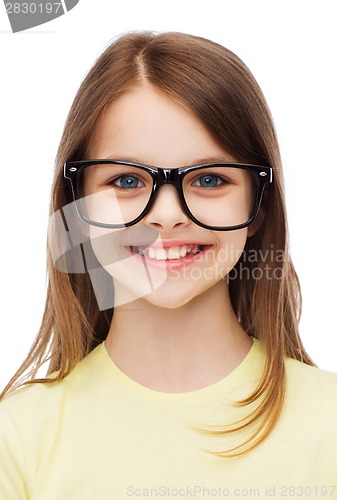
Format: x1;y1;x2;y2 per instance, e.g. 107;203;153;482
102;155;235;167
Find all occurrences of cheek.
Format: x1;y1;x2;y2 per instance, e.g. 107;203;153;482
88;227;168;305
88;227;128;268
212;229;248;277
219;229;248;261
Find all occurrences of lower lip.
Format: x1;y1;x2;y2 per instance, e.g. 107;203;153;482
128;246;212;269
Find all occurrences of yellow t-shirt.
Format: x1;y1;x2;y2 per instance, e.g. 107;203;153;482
1;338;337;499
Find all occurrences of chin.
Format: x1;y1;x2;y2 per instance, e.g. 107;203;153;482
111;265;227;310
144;295;193;310
140;281;212;310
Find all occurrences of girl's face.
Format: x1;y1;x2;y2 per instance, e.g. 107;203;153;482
87;85;250;309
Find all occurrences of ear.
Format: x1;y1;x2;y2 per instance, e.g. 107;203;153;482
247;205;266;237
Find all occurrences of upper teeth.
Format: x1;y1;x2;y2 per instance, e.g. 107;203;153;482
135;244;202;260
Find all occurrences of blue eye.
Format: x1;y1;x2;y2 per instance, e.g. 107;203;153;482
114;175;144;189
193;175;224;188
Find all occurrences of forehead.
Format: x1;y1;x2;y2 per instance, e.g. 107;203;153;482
88;85;235;167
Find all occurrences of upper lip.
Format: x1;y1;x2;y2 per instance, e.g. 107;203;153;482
127;240;212;249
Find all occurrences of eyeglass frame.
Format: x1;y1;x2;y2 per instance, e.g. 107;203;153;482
64;160;273;231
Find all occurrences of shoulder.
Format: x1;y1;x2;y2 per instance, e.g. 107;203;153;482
285;356;337;393
284;356;337;426
0;344;107;491
0;343;105;429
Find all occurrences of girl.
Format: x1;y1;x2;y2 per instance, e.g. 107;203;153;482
1;31;336;499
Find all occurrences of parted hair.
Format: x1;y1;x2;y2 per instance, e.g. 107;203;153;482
1;31;314;456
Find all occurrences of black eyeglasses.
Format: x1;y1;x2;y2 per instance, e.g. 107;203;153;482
64;160;272;231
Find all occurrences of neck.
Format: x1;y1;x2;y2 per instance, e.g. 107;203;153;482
105;281;252;393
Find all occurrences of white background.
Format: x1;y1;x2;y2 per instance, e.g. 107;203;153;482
0;0;336;389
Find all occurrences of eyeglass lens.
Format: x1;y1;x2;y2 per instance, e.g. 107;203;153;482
76;163;258;228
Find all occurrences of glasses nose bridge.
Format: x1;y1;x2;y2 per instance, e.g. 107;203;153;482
156;167;180;191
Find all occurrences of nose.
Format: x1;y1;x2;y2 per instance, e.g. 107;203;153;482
143;184;191;230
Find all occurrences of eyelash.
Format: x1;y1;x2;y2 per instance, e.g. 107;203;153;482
191;174;227;188
109;173;229;189
108;175;146;189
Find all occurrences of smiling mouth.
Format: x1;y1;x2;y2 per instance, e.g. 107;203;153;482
130;244;209;261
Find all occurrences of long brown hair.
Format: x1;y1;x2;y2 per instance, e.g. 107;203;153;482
1;31;314;456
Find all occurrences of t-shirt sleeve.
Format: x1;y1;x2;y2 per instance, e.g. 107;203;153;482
0;404;29;499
